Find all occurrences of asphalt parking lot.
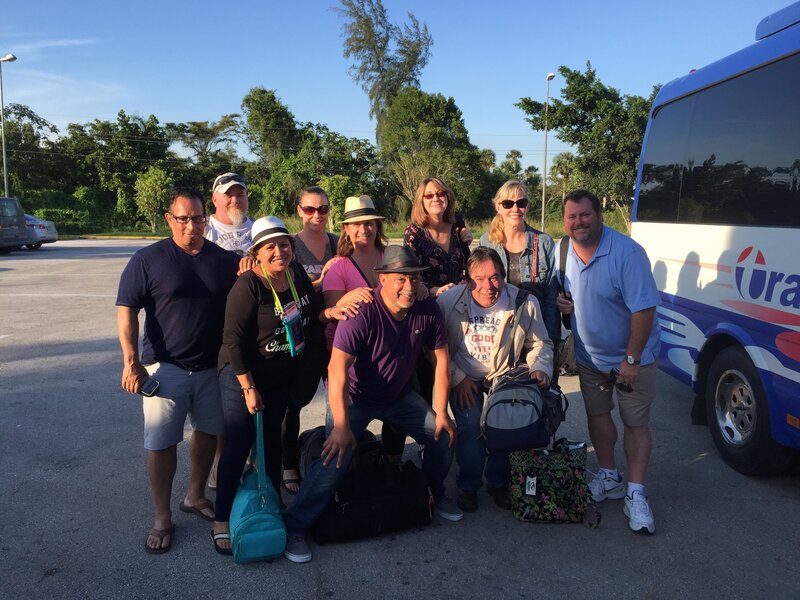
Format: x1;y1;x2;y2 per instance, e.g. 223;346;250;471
1;239;798;599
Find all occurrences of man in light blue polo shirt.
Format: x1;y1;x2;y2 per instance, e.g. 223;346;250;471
555;189;660;535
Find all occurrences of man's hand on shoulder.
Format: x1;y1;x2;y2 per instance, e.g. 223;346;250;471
321;425;357;468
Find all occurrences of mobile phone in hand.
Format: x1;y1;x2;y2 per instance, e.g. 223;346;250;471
140;377;160;397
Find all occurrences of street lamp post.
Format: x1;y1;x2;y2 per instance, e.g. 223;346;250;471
540;72;555;231
0;53;18;198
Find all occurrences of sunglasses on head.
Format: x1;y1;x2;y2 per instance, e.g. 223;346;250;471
500;198;529;209
423;191;448;200
214;174;245;187
299;204;330;216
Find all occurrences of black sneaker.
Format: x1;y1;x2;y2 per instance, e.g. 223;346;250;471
457;489;478;513
487;485;512;510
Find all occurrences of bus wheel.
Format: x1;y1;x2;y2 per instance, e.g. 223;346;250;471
705;347;796;475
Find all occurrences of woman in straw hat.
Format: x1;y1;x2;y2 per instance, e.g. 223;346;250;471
322;195;412;459
211;216;347;556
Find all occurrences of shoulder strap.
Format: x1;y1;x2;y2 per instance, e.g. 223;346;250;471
558;236;569;290
507;288;529;370
530;231;540;285
347;255;372;286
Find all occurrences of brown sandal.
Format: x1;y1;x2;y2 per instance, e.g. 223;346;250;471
179;499;215;522
145;525;174;554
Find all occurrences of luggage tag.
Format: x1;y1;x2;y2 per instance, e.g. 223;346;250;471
261;265;306;358
281;301;306;357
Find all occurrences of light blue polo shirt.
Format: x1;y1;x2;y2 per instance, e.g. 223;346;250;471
555;225;661;371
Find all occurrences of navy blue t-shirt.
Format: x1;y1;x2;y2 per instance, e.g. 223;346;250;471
116;238;239;370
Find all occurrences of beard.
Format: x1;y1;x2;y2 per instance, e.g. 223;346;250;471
227;207;247;227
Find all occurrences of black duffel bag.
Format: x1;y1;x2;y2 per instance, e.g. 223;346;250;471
308;437;433;544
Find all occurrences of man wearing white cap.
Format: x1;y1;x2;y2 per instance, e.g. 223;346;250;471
205;172;253;256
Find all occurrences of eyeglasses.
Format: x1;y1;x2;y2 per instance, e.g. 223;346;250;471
169;213;207;225
213;174;245;187
298;205;331;216
423;191;448;200
499;198;529;209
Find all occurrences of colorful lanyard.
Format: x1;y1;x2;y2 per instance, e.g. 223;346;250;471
260;264;301;315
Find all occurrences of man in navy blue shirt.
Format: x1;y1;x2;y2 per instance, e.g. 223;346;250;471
116;187;239;554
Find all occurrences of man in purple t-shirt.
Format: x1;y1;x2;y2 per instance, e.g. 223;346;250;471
283;246;461;563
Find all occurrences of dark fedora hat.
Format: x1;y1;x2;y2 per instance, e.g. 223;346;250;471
374;245;429;274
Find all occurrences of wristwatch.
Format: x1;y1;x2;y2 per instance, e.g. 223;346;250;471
625;355;641;366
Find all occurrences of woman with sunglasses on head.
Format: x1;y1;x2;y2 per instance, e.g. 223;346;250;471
479;180;561;378
403;177;473;298
402;178;473;413
211;216;346;556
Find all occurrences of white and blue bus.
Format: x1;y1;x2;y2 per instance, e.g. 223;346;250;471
632;2;800;474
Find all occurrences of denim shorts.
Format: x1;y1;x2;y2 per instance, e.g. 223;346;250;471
142;362;224;450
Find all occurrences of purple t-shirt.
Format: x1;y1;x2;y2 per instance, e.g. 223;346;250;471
333;286;448;409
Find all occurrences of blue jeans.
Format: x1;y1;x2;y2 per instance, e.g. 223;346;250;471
283;390;454;534
451;380;509;490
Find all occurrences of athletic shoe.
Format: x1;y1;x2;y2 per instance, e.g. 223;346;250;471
486;485;512;510
435;497;464;521
284;533;312;563
588;470;625;502
624;490;655;534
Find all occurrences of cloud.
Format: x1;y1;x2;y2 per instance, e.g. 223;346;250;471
10;38;98;56
9;68;130;129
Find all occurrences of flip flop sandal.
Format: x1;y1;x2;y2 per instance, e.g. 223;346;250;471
179;499;215;522
211;530;233;556
145;525;174;555
281;477;302;495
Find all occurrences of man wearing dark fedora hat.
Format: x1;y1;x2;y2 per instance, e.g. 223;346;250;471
283;245;461;563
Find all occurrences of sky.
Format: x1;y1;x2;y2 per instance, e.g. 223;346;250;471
1;0;793;173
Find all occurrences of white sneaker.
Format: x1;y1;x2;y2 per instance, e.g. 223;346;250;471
624;490;655;534
588;471;625;502
435;497;464;522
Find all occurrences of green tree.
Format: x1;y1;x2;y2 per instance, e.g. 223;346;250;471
381;87;487;219
548;152;581;200
336;0;432;145
495;149;523;180
517;63;657;202
318;173;358;227
2;103;59;194
240;88;299;173
165;115;240;189
82;110;173;227
134;166;174;232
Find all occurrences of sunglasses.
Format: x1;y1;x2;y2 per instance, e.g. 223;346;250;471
214;174;245;187
499;198;529;209
597;368;633;393
169;213;207;225
423;191;448;200
299;205;330;216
